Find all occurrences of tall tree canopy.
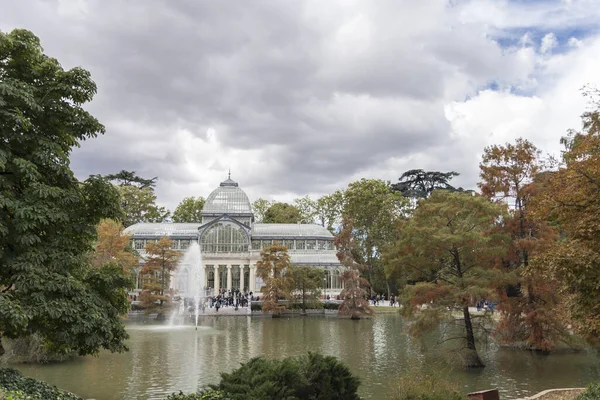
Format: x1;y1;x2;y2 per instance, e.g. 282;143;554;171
172;196;205;223
252;198;272;223
288;265;324;313
396;191;509;368
392;169;461;199
117;185;170;227
342;179;408;295
105;170;157;189
0;29;131;356
479;138;566;351
315;190;344;233
531;89;600;344
263;202;302;224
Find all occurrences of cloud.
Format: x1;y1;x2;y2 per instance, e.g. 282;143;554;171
1;0;599;211
540;33;558;54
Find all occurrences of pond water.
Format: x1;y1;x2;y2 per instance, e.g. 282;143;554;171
14;314;600;400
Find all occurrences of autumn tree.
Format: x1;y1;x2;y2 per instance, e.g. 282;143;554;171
531;88;600;344
252;198;272;223
479;138;567;351
256;245;293;317
0;29;130;357
91;219;139;274
288;265;324;314
172;196;205;223
392;169;462;199
263;202;302;223
335;218;374;320
396;191;509;368
118;185;170;227
342;179;408;295
140;237;181;315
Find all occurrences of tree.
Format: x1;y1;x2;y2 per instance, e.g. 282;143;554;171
263;202;302;223
479;138;567;351
213;352;360;400
118;185;170;227
256;245;293;317
105;170;157;189
140;237;181;314
392;169;462;199
252;198;272;223
0;29;130;357
315;190;344;233
531;88;600;344
342;179;408;295
293;195;317;224
288;265;324;314
335;218;374;320
172;196;205;223
91;219;139;273
396;191;509;368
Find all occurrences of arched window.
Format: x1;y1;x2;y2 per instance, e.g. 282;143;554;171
201;222;249;253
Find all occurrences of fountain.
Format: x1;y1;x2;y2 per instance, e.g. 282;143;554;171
169;242;207;328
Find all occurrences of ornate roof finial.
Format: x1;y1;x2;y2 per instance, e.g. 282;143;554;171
228;167;231;180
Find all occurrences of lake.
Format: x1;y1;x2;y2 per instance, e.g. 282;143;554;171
14;314;600;399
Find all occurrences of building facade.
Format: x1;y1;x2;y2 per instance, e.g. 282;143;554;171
125;177;343;296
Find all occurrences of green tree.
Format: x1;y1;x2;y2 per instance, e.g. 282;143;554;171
140;237;181;314
118;185;170;227
315;190;344;233
392;169;462;199
342;179;408;295
397;191;509;368
256;245;293;317
213;352;360;400
105;170;157;189
252;198;272;223
288;265;324;313
172;196;205;223
293;195;317;223
0;29;130;357
263;202;302;223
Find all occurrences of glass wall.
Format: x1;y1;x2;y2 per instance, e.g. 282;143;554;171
201;222;249;253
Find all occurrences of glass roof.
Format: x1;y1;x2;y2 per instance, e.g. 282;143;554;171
202;178;253;215
252;224;333;238
124;223;202;236
289;251;340;265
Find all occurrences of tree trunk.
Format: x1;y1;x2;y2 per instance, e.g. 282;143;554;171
463;306;484;368
0;333;5;357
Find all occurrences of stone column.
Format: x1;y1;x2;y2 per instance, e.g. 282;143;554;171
227;265;232;291
249;264;256;292
214;265;220;294
240;265;245;291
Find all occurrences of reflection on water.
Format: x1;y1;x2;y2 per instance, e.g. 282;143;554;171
13;315;600;400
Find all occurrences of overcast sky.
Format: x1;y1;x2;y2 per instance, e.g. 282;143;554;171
2;0;600;210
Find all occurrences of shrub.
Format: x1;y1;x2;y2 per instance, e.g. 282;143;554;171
1;334;75;364
577;383;600;400
388;369;467;400
0;368;80;400
164;389;226;399
213;352;360;400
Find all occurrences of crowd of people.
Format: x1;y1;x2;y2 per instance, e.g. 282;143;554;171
183;288;258;313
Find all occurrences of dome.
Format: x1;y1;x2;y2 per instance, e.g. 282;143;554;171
201;177;253;215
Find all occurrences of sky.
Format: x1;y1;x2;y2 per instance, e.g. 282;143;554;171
2;0;600;211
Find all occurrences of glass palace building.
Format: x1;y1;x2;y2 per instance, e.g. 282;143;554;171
124;177;343;295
